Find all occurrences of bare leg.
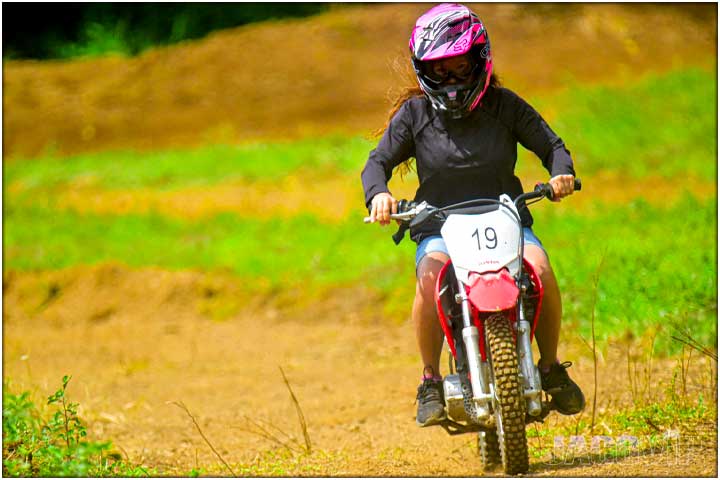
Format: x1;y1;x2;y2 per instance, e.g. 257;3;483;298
524;245;561;369
413;252;449;377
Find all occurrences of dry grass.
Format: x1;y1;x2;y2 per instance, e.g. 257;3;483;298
5;170;715;223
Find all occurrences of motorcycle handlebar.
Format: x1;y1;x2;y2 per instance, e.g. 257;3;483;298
514;178;582;205
535;177;582;200
362;178;582;224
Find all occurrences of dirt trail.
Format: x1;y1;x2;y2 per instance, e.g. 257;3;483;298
2;3;717;476
3;266;716;476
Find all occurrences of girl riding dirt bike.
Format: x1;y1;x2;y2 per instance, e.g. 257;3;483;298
361;3;585;473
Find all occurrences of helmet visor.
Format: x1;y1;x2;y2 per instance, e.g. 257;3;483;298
421;58;485;87
423;61;482;86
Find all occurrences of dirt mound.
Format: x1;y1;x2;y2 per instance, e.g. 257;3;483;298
1;263;383;329
3;3;716;159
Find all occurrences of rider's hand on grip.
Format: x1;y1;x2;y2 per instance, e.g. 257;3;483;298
548;175;577;202
369;192;397;226
534;177;581;201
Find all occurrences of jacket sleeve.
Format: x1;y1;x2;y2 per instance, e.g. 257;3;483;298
361;101;416;209
509;91;575;178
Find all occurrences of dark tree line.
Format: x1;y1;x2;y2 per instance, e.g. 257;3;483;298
3;3;328;59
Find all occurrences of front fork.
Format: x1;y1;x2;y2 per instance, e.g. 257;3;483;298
457;279;544;421
517;294;543;417
457;279;493;421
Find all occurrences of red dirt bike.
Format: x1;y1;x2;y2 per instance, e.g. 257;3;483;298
367;179;581;474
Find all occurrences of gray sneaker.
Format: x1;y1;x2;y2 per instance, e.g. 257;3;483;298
539;361;585;415
416;378;446;426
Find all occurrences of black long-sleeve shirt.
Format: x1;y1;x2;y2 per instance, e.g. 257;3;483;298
361;86;575;244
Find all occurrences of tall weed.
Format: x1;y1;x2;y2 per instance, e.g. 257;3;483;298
3;376;151;477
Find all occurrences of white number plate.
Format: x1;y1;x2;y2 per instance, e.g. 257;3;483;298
441;207;521;281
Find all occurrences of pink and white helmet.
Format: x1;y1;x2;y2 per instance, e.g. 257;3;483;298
409;3;493;118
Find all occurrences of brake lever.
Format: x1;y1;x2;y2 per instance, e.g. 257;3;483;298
395;201;429;222
409;203;439;229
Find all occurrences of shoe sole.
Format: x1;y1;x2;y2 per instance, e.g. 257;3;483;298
551;397;586;416
416;412;447;427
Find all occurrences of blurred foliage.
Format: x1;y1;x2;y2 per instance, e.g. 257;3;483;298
3;3;328;60
535;194;717;355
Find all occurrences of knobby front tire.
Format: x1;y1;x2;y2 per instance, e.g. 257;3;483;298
486;313;529;474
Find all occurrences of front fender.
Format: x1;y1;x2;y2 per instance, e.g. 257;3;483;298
467;269;519;312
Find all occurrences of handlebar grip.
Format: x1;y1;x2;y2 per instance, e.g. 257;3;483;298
535;177;583;200
534;182;555;199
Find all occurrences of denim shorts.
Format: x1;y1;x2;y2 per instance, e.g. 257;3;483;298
415;228;545;267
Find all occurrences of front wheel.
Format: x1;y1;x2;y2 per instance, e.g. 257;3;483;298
486;313;529;474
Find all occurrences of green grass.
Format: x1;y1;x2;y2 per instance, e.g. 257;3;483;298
538;67;716;179
3;204;415;290
534;194;716;354
527;364;717;466
4;195;716;355
4;136;374;191
3;67;717;355
56;21;133;59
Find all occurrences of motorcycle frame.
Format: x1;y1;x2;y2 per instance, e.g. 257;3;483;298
433;197;546;421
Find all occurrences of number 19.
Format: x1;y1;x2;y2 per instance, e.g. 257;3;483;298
472;227;498;250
